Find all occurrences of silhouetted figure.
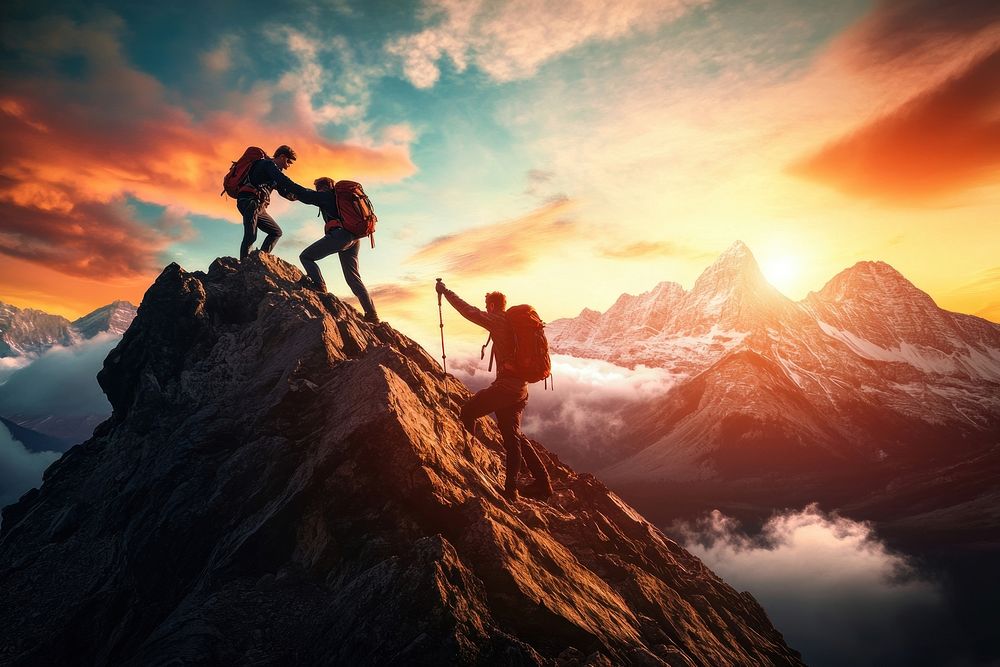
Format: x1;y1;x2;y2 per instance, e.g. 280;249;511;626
436;281;553;502
236;145;312;260
298;177;378;323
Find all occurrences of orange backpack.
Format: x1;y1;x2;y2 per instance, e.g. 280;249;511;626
330;180;378;248
482;305;552;386
221;146;268;198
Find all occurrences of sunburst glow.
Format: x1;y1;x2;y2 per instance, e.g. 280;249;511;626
760;254;803;296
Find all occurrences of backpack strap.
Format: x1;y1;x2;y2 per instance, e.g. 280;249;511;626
480;333;494;372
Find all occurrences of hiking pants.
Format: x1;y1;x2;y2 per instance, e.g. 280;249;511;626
238;197;282;259
461;377;548;489
299;228;377;318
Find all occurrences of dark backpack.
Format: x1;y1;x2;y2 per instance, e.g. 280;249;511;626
483;305;552;386
221;146;268;198
331;180;378;248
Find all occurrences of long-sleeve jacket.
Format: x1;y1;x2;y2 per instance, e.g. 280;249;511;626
297;190;341;229
243;159;312;205
443;289;521;381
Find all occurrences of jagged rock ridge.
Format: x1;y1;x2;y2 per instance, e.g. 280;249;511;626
0;254;801;666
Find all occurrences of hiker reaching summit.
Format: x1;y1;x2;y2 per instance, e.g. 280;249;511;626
297;176;379;323
435;281;553;502
224;145;314;260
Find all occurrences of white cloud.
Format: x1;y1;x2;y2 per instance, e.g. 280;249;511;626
258;26;390;133
386;0;708;88
200;35;236;73
0;422;59;507
677;505;950;667
0;356;31;385
0;333;117;421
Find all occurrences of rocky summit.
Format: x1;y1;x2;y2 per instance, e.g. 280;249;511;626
0;253;801;667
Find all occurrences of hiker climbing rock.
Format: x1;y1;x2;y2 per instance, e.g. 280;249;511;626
436;280;553;502
297;176;379;323
223;145;314;260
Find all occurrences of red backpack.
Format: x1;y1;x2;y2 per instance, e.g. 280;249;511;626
221;146;268;198
330;180;378;248
483;305;552;386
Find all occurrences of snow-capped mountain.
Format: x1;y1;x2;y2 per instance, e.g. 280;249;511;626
70;300;137;339
0;300;137;358
547;242;1000;484
0;303;75;357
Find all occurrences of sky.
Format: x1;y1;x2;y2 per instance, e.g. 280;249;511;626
1;0;999;352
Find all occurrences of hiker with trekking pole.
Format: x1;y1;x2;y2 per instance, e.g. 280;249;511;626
435;280;553;503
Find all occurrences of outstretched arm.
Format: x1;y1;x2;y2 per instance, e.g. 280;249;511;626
259;161;312;200
297;189;340;220
436;282;496;330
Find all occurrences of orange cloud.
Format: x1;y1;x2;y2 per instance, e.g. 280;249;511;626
0;255;150;319
835;0;1000;71
789;46;1000;202
407;198;579;276
341;281;430;321
600;241;711;261
0;15;415;283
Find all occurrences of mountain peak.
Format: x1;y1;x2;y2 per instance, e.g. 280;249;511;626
721;239;753;259
698;241;763;280
681;241;795;330
71;300;138;339
813;260;932;306
1;252;802;666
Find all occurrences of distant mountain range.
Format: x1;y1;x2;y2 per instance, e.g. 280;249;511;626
0;300;137;357
0;300;136;444
547;242;1000;485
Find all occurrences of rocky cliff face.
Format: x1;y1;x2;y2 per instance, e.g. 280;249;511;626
0;253;801;667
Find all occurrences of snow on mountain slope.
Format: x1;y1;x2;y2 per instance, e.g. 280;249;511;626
547;242;1000;483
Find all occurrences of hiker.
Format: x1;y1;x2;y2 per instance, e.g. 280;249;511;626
235;145;313;260
298;177;379;323
435;281;553;502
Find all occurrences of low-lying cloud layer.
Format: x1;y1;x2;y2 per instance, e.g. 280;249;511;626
453;354;675;470
0;422;59;507
0;333;116;422
676;505;953;667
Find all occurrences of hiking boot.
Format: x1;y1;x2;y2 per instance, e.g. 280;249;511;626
297;277;326;292
523;479;553;500
363;312;380;324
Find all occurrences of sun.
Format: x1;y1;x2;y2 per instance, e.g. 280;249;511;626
759;253;802;297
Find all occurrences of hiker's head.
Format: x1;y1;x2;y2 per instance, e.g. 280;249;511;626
273;145;297;170
485;291;506;314
314;177;335;192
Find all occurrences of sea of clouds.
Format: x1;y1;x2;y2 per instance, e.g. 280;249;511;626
0;333;117;507
452;353;676;470
674;505;956;667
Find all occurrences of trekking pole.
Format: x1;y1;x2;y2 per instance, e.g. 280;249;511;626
436;278;447;375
